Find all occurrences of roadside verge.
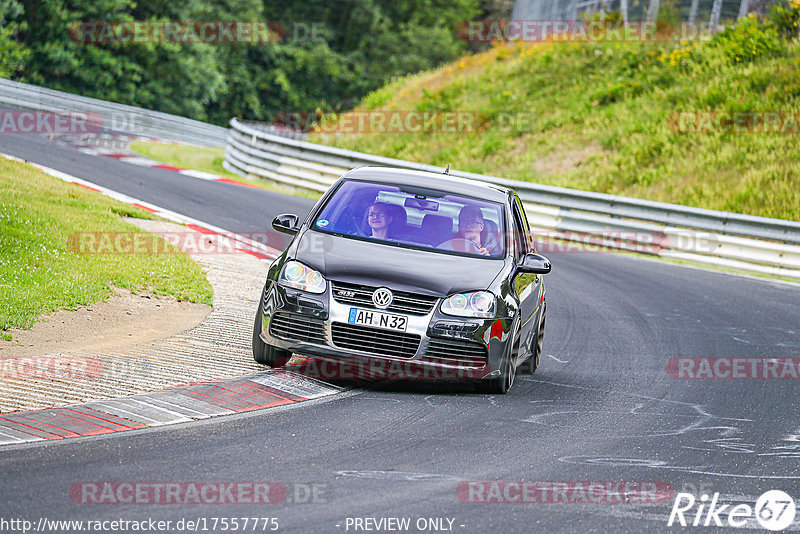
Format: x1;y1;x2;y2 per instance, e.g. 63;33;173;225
0;156;341;432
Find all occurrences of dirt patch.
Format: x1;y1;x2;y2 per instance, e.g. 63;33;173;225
532;140;604;176
0;288;211;358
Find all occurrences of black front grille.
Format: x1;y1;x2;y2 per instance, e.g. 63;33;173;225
331;323;421;359
269;313;327;344
331;281;438;315
421;338;489;368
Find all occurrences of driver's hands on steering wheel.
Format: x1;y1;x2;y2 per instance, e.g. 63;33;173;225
464;238;491;256
445;238;491;256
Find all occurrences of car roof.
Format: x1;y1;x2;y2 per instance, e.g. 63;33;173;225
341;166;512;203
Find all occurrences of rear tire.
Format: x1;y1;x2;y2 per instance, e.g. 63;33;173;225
252;287;291;368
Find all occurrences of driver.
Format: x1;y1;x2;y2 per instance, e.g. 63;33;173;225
443;206;496;256
365;202;393;240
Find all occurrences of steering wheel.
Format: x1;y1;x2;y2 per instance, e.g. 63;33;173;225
443;238;481;253
336;207;363;236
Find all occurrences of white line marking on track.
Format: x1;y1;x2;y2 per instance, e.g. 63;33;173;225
335;470;458;481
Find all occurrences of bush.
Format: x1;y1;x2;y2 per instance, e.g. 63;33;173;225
769;0;800;39
708;14;785;64
770;0;800;39
579;9;624;27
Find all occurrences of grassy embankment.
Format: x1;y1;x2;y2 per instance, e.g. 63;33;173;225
0;157;213;341
311;12;800;221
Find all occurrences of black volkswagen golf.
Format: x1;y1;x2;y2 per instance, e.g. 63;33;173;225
253;167;551;393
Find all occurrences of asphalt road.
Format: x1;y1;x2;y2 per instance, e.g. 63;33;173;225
1;133;799;533
0;132;313;235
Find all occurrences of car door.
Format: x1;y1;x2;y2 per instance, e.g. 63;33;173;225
511;195;540;358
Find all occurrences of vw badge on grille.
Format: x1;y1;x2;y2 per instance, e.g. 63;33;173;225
372;287;393;309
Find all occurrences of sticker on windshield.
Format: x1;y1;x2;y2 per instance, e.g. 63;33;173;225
316;220;329;227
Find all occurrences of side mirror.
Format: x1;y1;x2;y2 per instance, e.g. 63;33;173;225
272;213;300;235
517;253;551;274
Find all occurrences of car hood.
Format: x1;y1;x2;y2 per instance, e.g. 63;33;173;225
292;230;505;296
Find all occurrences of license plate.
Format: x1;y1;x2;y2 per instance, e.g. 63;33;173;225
348;307;408;332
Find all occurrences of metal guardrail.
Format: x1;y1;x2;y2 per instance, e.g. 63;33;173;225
511;0;782;29
240;121;307;141
226;117;800;280
0;78;228;147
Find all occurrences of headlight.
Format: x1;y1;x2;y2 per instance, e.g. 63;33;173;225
441;291;496;318
279;261;326;294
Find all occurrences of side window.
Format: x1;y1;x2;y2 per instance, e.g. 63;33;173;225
511;204;528;261
513;196;533;254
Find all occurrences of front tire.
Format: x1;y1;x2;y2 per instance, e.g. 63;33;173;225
520;303;545;375
252;287;291;367
478;321;519;394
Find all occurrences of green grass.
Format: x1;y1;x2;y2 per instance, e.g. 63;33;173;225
130;142;238;180
311;14;800;221
0;157;213;338
130;141;321;199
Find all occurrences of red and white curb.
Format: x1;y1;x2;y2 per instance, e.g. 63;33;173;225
0;371;340;445
2;153;282;260
1;154;344;444
76;144;259;189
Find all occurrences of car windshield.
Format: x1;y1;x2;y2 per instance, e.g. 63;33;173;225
312;179;506;258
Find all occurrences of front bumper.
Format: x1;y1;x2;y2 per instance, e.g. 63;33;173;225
259;282;513;381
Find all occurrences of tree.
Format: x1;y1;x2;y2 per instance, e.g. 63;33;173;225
0;0;28;78
5;0;481;125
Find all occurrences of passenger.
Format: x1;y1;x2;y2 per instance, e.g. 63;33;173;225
365;202;393;240
446;206;496;256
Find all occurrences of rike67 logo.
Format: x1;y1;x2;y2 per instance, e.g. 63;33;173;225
668;490;796;530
